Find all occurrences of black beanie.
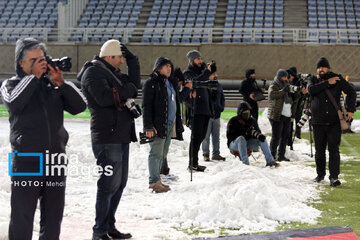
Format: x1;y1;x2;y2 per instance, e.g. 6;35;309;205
316;57;330;69
237;101;252;116
245;69;255;79
15;38;46;74
288;66;297;76
152;57;173;73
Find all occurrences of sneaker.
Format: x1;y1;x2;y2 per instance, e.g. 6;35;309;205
108;229;132;239
277;156;290;162
188;165;206;172
313;175;325;183
203;153;210;161
92;234;111;240
330;178;341;187
212;155;226;161
161;174;179;182
266;161;280;168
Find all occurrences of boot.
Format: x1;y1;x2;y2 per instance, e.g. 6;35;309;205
108;229;132;239
203;152;210;161
313;175;325;183
212;155;226;161
330;178;341;187
92;234;111;240
277;155;290;162
188;165;206;172
266;161;280;168
149;181;170;193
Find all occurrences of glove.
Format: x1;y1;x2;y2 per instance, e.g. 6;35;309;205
282;85;290;93
209;61;217;73
258;134;266;142
121;43;135;59
174;67;185;82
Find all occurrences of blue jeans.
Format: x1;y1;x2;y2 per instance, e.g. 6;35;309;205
201;117;221;156
92;143;129;236
229;136;274;164
148;122;173;184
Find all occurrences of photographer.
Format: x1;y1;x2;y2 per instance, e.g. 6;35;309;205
142;57;184;193
239;69;265;121
1;38;86;240
308;57;356;187
268;69;300;162
79;39;140;240
227;102;279;167
184;50;217;172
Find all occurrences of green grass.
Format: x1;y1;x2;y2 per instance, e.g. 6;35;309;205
278;133;360;236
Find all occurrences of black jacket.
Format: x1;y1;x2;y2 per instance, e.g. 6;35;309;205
308;72;356;125
79;56;140;144
183;64;215;116
226;115;261;147
213;83;225;119
142;72;184;140
239;77;262;109
0;73;86;154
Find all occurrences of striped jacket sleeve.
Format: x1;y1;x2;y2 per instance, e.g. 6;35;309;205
0;75;38;114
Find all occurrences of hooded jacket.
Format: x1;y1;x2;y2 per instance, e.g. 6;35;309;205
308;72;356;125
78;55;140;144
142;61;184;140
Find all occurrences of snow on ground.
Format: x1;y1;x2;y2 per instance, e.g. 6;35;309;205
0;111;358;240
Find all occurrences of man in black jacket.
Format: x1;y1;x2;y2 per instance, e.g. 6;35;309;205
0;38;86;240
79;39;140;240
142;57;184;193
227;102;279;167
239;69;265;121
184;50;217;172
308;57;356;187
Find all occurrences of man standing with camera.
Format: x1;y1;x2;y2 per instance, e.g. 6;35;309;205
308;57;356;186
268;69;300;162
227;101;279;167
79;39;140;240
239;69;265;121
184;50;217;172
1;38;86;240
142;57;184;193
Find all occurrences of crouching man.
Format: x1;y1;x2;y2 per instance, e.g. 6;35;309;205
227;101;279;167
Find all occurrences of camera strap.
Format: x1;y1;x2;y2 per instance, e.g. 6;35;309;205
325;89;340;111
91;60;123;87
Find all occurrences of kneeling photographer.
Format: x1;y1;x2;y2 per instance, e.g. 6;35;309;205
227;102;279;167
184;50;217;172
268;69;300;162
79;39;140;239
142;57;184;193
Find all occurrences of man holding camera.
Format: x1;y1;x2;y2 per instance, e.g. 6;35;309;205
227;101;279;167
79;39;140;240
142;57;184;193
268;69;300;162
239;69;265;121
184;50;217;172
308;57;356;187
1;38;86;240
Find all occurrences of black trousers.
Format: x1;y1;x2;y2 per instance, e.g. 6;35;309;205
9;175;66;240
269;115;291;158
189;114;210;167
313;124;342;179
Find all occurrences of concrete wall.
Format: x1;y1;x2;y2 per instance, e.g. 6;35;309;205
1;43;360;80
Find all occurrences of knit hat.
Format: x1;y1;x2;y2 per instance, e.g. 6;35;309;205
289;66;297;75
186;50;202;62
276;69;288;80
99;39;122;58
152;57;173;72
15;37;46;73
316;57;330;69
237;101;252;116
245;69;255;78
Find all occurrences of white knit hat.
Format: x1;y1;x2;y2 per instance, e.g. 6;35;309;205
99;39;122;58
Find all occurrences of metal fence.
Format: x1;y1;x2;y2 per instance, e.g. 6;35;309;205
1;27;360;44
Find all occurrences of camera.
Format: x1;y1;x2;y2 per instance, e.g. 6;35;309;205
247;127;266;141
297;109;311;128
125;99;142;118
209;60;217;73
193;80;218;90
139;132;154;144
289;85;301;93
46;56;72;72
